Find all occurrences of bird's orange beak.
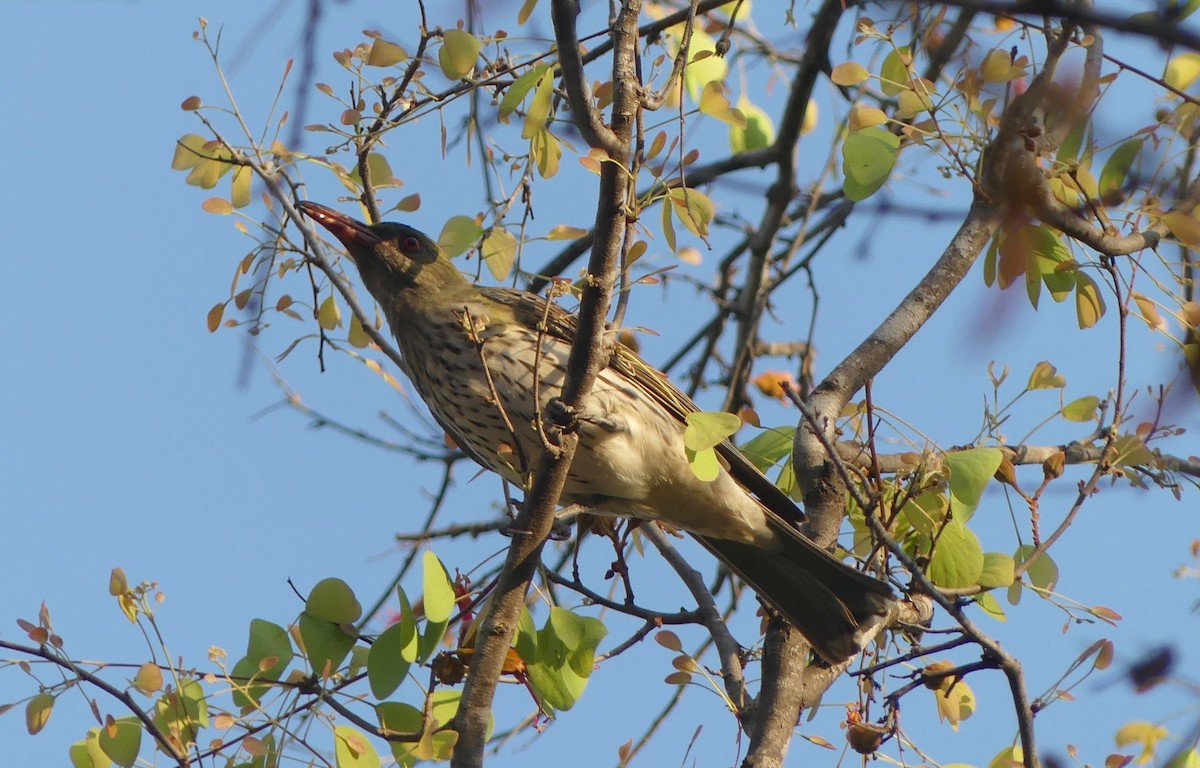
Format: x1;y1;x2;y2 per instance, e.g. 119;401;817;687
296;201;381;250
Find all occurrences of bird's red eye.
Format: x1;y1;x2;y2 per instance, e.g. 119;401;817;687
401;236;421;252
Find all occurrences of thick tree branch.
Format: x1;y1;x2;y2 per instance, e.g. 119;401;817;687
450;3;641;764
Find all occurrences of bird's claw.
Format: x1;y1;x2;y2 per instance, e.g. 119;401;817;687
546;397;581;432
547;396;623;433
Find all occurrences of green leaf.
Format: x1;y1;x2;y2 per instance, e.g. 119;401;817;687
738;426;795;472
683;411;741;451
231;618;294;707
422;552;455;623
1164;749;1200;768
368;621;415;699
928;520;985;588
548;606;607;677
1062;395;1100;422
1111;433;1155;466
660;191;677;252
437;215;484;258
97;717;141;768
299;612;357;678
334;725;382;768
879;47;911;96
523;607;608;712
978;552;1016;588
152;679;208;751
1023;225;1074;308
69;729;112;768
1099;139;1142;201
499;63;552;122
975;591;1007;621
729;96;775;153
686;447;721;482
1057;119;1090;163
1014;545;1059;597
842;127;900;201
418;552;455;664
307;578;362;624
680;29;727;102
438;30;481;80
901;491;948;536
482;229;517;281
247;619;293;667
945;447;1002;519
350;153;402;189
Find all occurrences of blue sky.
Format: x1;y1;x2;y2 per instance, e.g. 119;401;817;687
2;2;1197;766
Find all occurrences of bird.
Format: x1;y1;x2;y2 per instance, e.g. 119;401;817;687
296;200;894;664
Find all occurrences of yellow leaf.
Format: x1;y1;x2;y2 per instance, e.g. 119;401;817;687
206;303;225;332
1115;721;1169;765
1027;361;1066;390
982;49;1017;82
396;193;421;213
801;100;818;135
134;663;164;694
897;88;932;118
677;28;726;101
699;81;746;128
348;314;371;348
109;567;128;596
202;197;233;215
25;693;54;735
438;30;481;80
830;61;870;86
522;68;555;139
1161;211;1200;247
231;166;251;208
1165;52;1200;92
318;294;341;330
437;215;484;258
366;39;408;67
849;104;888;131
1131;291;1166;331
517;0;538;24
1075;272;1106;329
531;128;561;178
934;679;976;729
668;187;714;239
482;229;517;281
546;224;588;240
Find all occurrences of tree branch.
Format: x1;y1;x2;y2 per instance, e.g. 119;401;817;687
450;3;641;764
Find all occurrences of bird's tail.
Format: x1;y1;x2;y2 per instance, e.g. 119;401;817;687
699;529;894;664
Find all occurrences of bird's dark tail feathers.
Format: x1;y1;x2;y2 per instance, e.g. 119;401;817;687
699;529;894;665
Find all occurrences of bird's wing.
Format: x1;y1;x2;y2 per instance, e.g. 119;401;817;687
480;286;805;528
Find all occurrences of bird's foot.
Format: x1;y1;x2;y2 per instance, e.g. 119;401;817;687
499;499;574;541
546;397;623;433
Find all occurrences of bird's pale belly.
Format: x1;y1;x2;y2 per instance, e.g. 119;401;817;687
404;321;775;548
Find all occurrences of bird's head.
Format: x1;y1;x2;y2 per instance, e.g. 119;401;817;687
296;201;465;297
